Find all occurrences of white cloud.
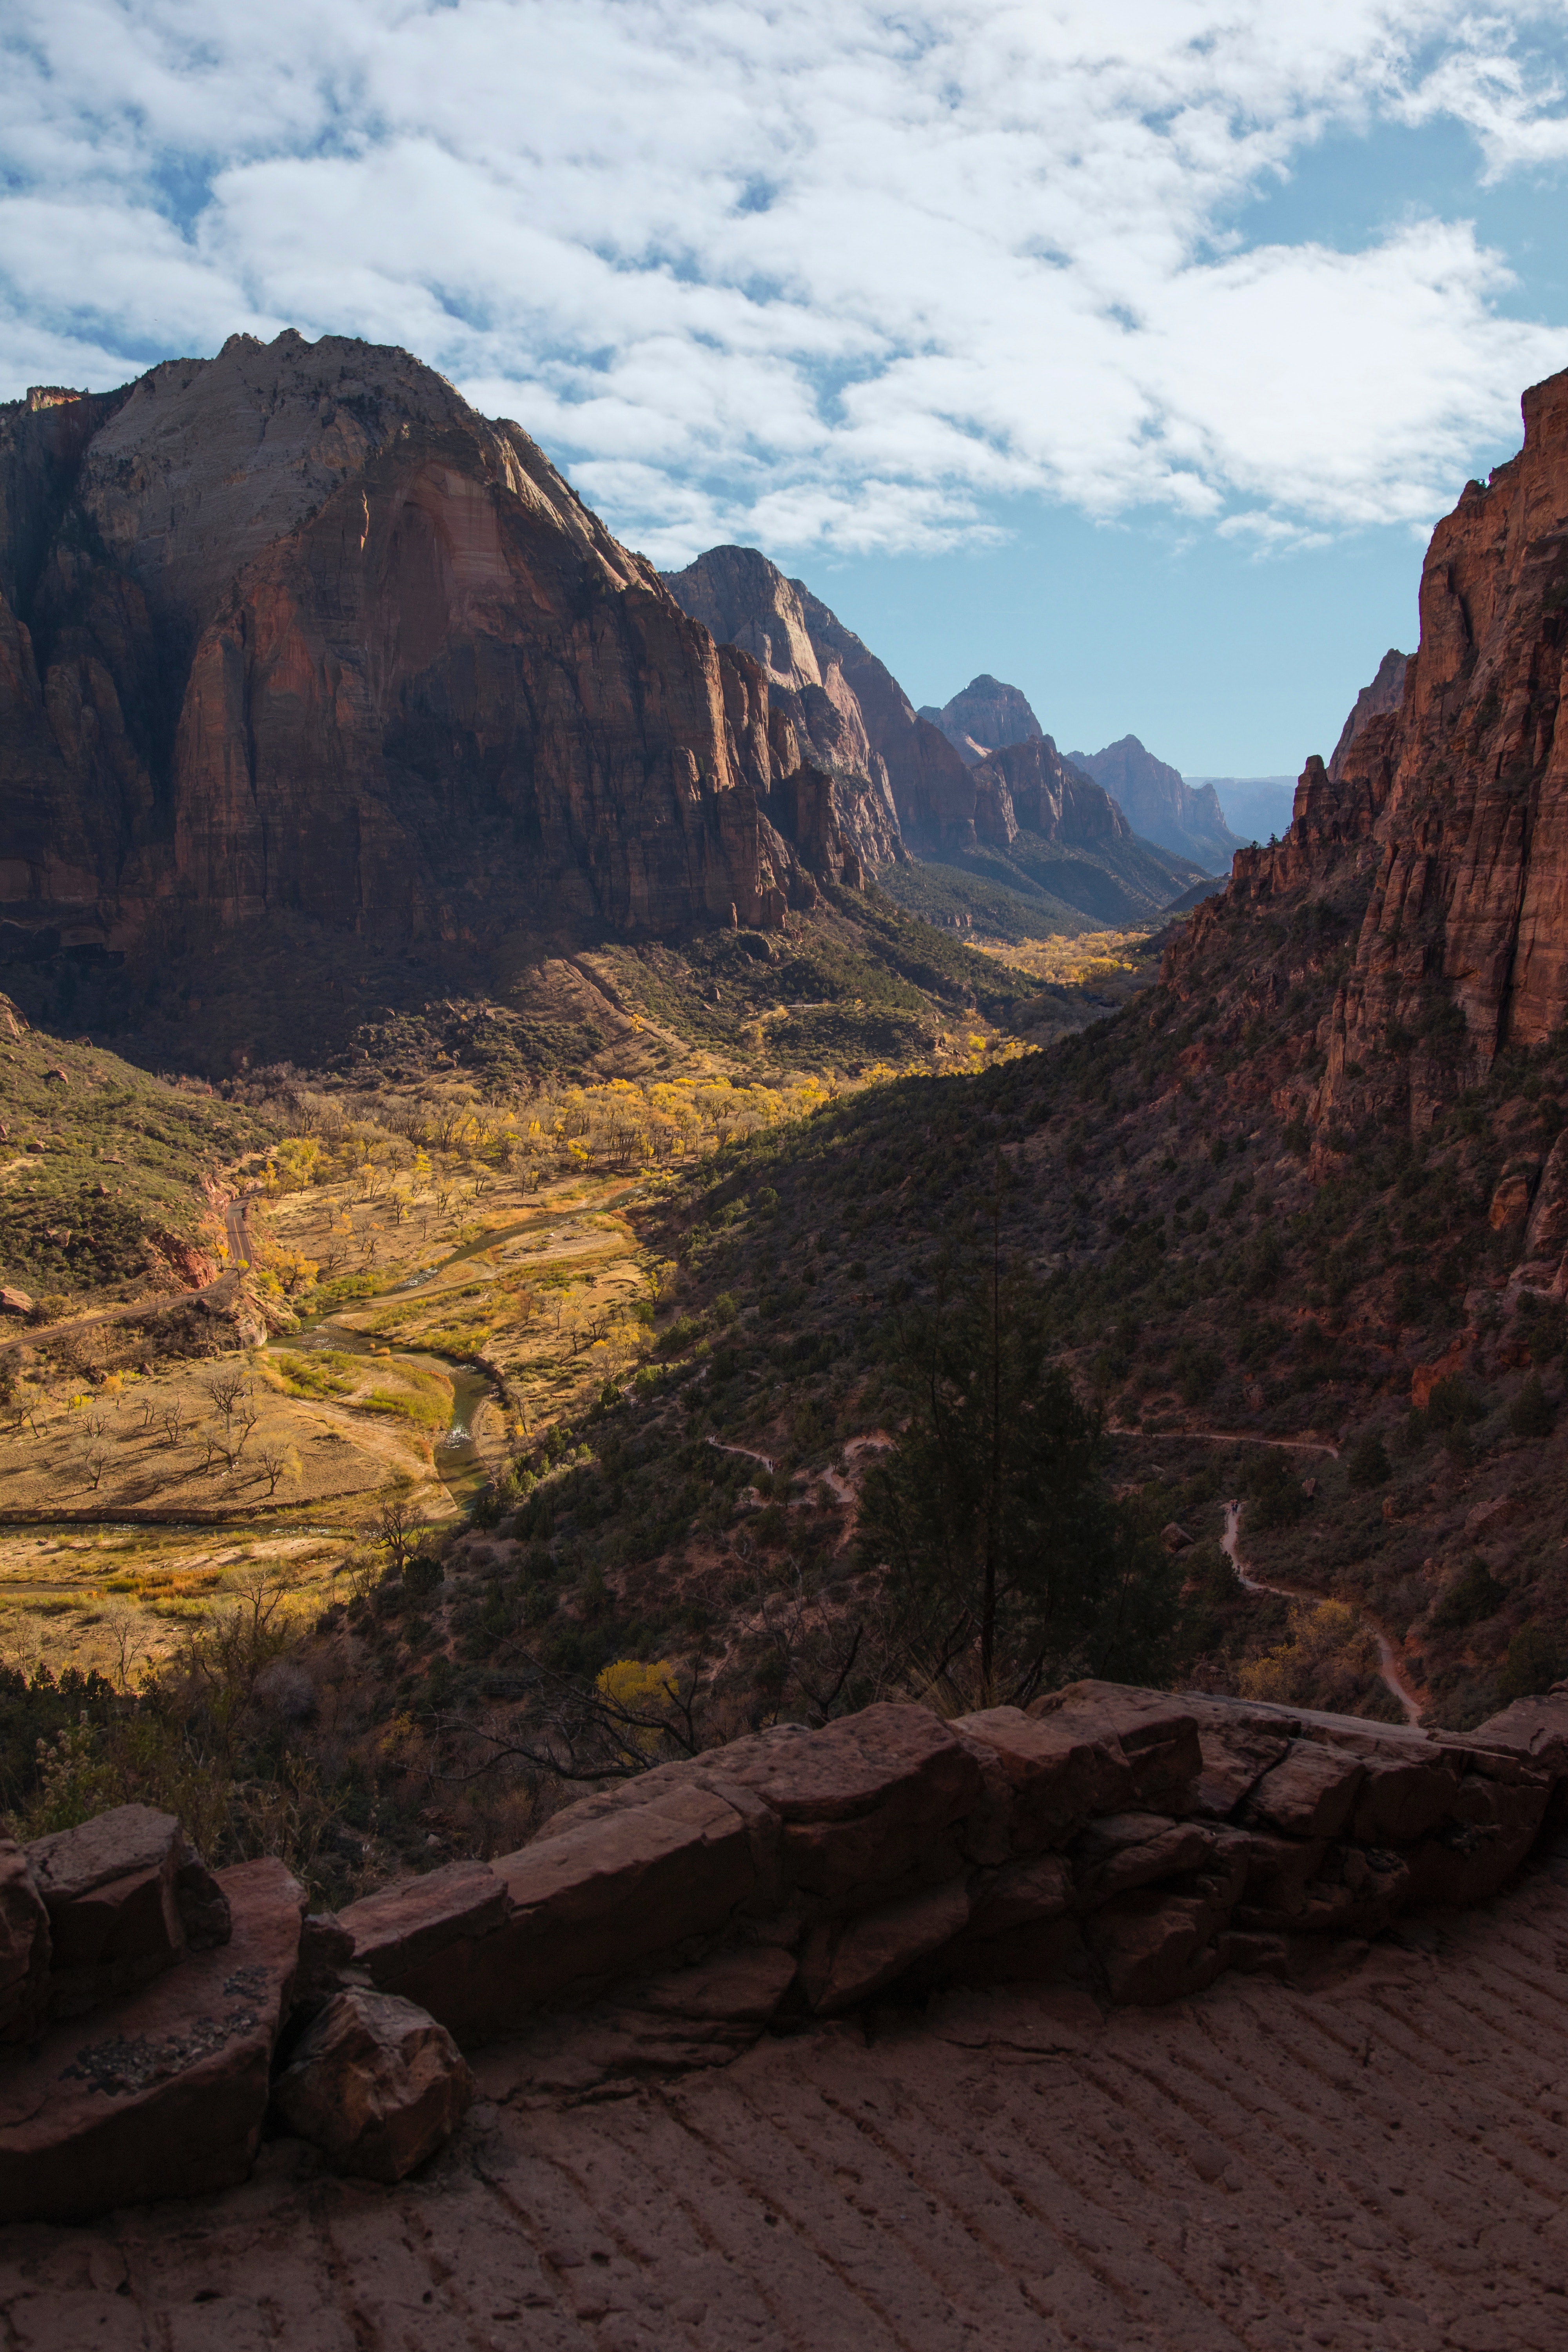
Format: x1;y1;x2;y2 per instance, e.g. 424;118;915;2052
2;1;1568;558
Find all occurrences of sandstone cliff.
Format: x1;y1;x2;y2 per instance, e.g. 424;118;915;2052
0;334;876;1036
654;544;901;872
1328;646;1408;780
1189;364;1568;1134
921;675;1044;767
1070;735;1239;873
964;735;1132;852
662;545;975;852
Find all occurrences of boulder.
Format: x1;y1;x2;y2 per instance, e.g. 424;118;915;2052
1085;1893;1220;2006
491;1782;760;2015
0;1287;33;1316
0;1839;49;2043
337;1858;510;2043
1244;1741;1364;1839
1189;1726;1292;1818
1351;1758;1462;1843
958;1689;1200;1852
0;1857;302;2224
1469;1692;1568;1777
689;1704;984;1903
800;1878;971;2015
1236;1833;1330;1923
1072;1814;1218;1908
291;1910;359;2018
25;1803;229;2017
271;1989;475;2183
966;1853;1073;1938
1024;1683;1203;1811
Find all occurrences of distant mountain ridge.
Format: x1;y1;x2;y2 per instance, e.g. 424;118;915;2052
664;555;1205;928
1068;735;1240;873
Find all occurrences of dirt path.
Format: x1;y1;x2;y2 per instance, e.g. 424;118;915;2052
1223;1499;1424;1726
14;1866;1568;2347
1113;1422;1341;1458
708;1435;776;1476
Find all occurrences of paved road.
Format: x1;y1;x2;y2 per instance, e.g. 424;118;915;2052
6;1863;1568;2347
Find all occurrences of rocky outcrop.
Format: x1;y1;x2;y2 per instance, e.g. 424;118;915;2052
26;1801;230;2018
6;1682;1568;2221
663;544;977;852
1182;365;1568;1136
965;736;1132;852
1328;646;1408;779
654;545;900;875
0;335;883;1044
1070;735;1239;871
921;675;1044;766
0;1855;300;2225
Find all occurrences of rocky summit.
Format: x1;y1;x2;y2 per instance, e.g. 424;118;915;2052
0;335;883;1024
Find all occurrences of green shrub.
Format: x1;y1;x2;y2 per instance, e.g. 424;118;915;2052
1509;1374;1555;1439
1430;1556;1506;1633
404;1551;444;1597
1425;1374;1481;1430
1347;1430;1391;1490
1496;1624;1563;1702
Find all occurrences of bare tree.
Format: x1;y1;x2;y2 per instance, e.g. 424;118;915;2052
83;1445;109;1491
205;1367;249;1418
230;1399;260;1461
256;1443;299;1497
376;1495;425;1577
160;1402;188;1447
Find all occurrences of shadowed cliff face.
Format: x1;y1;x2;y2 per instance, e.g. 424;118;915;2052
0;332;875;1002
1183;364;1568;1138
965;736;1131;851
662;546;976;854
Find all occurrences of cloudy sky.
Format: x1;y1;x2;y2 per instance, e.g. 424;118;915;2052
5;1;1568;771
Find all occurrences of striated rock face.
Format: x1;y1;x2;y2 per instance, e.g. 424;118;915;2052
1190;364;1568;1135
1070;735;1239;872
921;675;1044;767
657;545;901;873
1328;646;1408;780
663;545;978;851
966;736;1132;852
0;334;880;1013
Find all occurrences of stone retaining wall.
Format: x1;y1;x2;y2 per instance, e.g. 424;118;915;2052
5;1679;1568;2221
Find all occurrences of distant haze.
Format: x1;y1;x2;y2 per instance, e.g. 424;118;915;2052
1189;777;1298;847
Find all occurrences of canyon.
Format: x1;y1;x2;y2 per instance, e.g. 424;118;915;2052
14;336;1568;2345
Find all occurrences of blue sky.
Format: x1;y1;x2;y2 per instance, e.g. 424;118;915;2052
4;2;1568;773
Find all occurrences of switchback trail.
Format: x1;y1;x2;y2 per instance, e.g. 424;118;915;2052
1222;1498;1423;1726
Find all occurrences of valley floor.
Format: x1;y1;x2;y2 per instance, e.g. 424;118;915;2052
7;1856;1566;2350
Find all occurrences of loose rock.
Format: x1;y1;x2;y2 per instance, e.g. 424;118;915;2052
271;1988;475;2183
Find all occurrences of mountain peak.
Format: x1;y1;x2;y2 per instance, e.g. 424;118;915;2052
922;676;1043;767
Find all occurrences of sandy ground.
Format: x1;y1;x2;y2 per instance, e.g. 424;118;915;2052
7;1859;1568;2349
